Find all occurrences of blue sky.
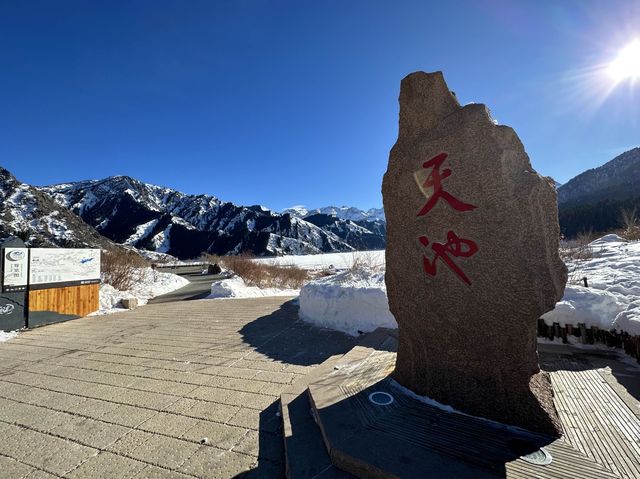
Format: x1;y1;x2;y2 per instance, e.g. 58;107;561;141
1;1;638;211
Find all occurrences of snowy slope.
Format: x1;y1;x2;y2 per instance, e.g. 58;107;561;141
542;235;640;335
558;147;640;206
281;206;386;251
558;147;640;236
0;167;115;248
283;205;385;222
42;176;379;259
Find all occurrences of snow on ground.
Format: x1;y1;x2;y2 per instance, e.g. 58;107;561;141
295;235;640;338
254;250;385;271
299;266;396;336
0;330;19;343
208;275;298;299
543;235;640;335
94;267;189;314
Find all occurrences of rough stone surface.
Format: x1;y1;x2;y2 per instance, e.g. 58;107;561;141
121;298;138;309
382;71;567;435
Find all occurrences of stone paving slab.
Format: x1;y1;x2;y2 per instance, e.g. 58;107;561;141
0;297;357;478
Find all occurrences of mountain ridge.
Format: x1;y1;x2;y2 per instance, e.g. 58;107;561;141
0;168;116;249
41;175;387;258
558;147;640;237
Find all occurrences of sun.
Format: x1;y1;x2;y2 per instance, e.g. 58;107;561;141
608;39;640;82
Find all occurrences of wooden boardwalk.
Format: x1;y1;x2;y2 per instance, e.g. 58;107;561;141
302;339;640;479
548;357;640;478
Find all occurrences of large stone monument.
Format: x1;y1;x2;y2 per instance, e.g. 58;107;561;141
382;71;567;435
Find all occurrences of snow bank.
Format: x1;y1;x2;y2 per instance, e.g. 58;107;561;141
614;301;640;336
0;330;18;343
208;275;299;299
94;267;189;314
299;267;396;336
543;236;640;335
541;285;627;330
294;235;640;338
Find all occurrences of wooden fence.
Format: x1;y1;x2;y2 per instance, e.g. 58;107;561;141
29;284;100;319
538;318;640;363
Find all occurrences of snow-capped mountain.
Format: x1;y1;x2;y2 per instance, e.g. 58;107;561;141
558;147;640;237
0;168;114;248
283;205;385;222
42;176;385;258
303;213;386;250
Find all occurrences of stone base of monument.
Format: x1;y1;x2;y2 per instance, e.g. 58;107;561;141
280;330;619;479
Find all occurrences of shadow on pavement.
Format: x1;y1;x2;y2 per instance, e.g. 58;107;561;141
236;400;286;478
239;299;357;367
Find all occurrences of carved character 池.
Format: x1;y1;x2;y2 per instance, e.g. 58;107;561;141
419;231;478;285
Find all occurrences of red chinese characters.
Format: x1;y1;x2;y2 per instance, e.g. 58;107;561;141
419;232;478;286
417;152;477;217
416;152;478;285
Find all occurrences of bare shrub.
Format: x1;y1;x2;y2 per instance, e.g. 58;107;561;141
200;252;222;265
218;253;309;289
346;250;384;274
620;207;640;241
101;249;149;291
559;231;593;286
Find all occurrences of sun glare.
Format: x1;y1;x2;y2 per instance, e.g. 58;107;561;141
608;39;640;82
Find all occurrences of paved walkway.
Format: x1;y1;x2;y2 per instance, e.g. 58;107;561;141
148;272;227;304
0;297;357;478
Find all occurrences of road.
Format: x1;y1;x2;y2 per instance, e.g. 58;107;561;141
148;271;227;304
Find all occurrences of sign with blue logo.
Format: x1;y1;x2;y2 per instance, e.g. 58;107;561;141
3;248;29;292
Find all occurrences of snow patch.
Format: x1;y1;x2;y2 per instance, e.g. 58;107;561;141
93;268;188;314
124;219;159;246
208;275;298;299
151;225;173;253
299;267;396;336
0;330;19;342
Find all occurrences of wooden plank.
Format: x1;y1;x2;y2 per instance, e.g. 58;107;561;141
555;369;619;474
28;284;99;317
575;370;640;476
549;358;640;479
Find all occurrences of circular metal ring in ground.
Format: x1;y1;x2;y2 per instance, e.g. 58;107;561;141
508;439;553;466
520;447;552;465
368;391;394;406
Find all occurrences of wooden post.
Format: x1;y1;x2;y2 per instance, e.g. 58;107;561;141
579;323;587;344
